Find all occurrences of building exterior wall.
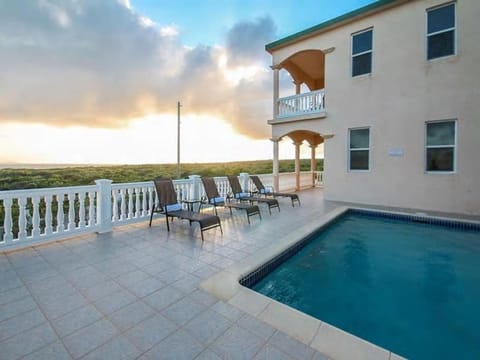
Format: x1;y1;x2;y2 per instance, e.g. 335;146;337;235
269;0;480;215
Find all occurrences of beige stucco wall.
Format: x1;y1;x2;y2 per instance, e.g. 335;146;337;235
270;0;480;215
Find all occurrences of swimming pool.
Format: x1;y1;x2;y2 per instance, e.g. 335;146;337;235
244;210;480;359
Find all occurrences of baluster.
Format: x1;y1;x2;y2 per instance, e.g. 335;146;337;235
44;195;52;236
78;192;85;228
31;196;40;237
112;189;118;221
18;197;27;240
2;199;13;242
120;188;126;221
141;187;147;216
88;191;95;227
56;194;64;233
135;188;141;218
127;188;133;219
148;188;158;215
68;193;75;230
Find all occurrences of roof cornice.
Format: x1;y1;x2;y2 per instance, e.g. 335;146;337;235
266;0;406;53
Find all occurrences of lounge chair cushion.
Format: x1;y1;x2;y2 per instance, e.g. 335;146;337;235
210;196;225;204
166;203;183;212
234;192;250;199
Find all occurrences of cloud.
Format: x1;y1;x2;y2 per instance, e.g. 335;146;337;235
0;0;277;139
226;17;276;66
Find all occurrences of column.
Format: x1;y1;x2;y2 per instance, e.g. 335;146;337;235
188;175;201;200
271;139;279;191
273;67;279;118
294;141;301;191
310;144;317;187
239;173;250;192
95;179;113;234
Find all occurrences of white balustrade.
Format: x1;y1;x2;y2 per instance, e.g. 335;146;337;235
111;181;155;225
0;185;98;250
0;172;322;251
251;171;323;192
276;89;325;119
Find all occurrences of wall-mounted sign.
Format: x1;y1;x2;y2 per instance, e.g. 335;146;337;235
388;148;404;157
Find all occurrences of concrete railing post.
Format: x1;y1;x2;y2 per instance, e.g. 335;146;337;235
239;172;250;193
95;179;113;234
188;175;201;200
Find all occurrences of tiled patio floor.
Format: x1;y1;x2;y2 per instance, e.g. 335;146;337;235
1;188;339;360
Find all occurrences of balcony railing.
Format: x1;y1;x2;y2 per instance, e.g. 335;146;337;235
276;89;325;119
0;171;323;251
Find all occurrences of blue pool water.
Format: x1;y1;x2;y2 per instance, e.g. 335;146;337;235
251;211;480;359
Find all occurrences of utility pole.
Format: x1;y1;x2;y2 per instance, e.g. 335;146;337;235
177;101;181;179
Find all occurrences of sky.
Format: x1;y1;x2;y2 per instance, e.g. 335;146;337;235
0;0;375;165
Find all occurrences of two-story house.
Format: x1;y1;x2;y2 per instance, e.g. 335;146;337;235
266;0;479;215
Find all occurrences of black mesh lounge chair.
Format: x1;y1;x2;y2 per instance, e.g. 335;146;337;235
227;175;280;215
201;177;261;224
250;175;300;207
149;178;222;241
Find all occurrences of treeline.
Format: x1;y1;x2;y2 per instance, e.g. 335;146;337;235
0;159;324;190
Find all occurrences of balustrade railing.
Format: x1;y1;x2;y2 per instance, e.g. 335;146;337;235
0;171;323;251
0;185;98;248
277;89;325;119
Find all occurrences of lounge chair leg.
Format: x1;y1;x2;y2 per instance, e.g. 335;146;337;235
166;216;170;232
149;208;154;227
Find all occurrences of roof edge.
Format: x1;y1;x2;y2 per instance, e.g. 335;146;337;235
266;0;401;53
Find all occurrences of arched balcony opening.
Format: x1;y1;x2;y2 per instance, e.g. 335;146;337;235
271;130;325;191
272;49;328;122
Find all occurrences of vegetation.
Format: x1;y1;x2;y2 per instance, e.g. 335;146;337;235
0;159;323;190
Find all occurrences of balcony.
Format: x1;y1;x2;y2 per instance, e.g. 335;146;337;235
269;89;326;124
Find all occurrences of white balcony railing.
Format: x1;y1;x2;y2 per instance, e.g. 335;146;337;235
0;171;323;251
277;89;325;119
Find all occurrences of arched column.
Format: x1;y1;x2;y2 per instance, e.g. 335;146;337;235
271;138;280;191
272;67;280;118
294;141;302;191
310;144;317;187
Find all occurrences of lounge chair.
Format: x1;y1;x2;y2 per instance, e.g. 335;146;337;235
201;177;261;224
149;178;222;241
250;175;300;207
227;175;280;215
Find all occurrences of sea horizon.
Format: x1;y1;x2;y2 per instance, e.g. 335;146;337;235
0;159;284;170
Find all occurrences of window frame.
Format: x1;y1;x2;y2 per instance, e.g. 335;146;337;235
351;28;373;77
426;2;456;61
425;119;457;174
348;127;371;172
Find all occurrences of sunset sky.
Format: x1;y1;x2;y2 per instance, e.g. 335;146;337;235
0;0;375;165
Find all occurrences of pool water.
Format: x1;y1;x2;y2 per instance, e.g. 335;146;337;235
252;212;480;359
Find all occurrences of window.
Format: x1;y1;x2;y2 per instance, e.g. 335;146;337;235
352;29;373;76
426;120;456;172
349;128;370;170
427;3;455;60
